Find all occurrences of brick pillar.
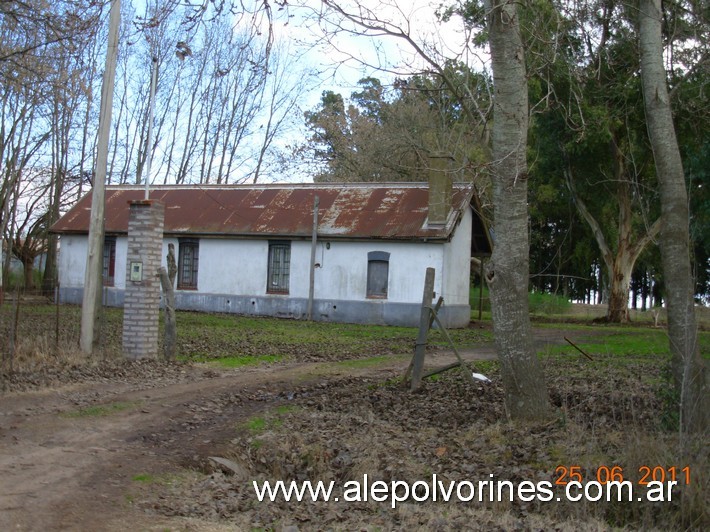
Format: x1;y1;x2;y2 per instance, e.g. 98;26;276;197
122;200;164;359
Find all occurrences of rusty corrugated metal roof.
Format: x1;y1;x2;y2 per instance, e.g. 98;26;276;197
50;183;475;241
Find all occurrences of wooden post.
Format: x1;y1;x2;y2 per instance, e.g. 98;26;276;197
307;195;319;320
429;310;476;385
159;267;176;361
79;0;121;354
55;281;60;355
404;296;443;384
478;258;484;320
411;267;435;391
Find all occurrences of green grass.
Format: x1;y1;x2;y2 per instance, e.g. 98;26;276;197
470;284;573;318
244;417;268;433
241;405;299;435
4;302;707;371
176;310;491;362
469;359;498;374
538;326;710;361
196;354;284;368
335;354;405;369
63;401;138;418
528;291;572;315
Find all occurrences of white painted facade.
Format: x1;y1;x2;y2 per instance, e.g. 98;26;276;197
57;208;474;327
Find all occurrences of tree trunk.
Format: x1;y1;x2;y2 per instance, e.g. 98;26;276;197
639;0;708;434
484;0;550;421
41;168;63;295
23;259;34;290
566;168;660;323
607;252;634;322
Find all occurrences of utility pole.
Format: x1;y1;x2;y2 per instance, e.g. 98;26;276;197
80;0;121;354
307;195;319;320
144;56;158;200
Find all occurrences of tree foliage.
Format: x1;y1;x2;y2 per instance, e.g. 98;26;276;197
303;68;489;183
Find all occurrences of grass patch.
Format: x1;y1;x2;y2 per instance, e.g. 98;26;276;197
244;416;269;433
199;354;284;368
131;473;155;483
335;354;402;369
62;401;138;418
241;405;299;435
538;326;709;362
1;303;493;368
469;359;498;374
469;285;573;317
176;310;491;362
529;291;572;315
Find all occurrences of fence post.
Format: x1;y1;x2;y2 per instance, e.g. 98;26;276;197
411;267;435;391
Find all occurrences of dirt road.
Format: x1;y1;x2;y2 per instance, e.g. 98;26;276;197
0;329;577;530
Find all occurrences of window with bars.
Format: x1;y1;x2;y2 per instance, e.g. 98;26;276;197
367;251;390;298
178;239;199;289
102;237;116;286
267;241;291;294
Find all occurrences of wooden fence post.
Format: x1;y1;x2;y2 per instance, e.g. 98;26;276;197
159;267;176;361
411;267;435;391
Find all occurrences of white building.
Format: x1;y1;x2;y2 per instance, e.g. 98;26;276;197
51;180;490;327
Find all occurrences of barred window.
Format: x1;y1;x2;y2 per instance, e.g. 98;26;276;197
102;237;116;287
178;239;199;289
267;241;291;294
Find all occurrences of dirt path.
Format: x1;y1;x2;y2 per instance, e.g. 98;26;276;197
0;328;584;531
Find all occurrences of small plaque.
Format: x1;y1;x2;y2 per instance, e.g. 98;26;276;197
130;261;143;282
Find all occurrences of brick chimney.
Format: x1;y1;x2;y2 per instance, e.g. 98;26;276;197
428;154;454;226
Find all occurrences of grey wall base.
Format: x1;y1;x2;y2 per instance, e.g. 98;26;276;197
59;287;471;328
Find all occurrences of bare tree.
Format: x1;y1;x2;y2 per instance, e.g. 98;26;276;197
0;82;49;292
99;0;304;186
9;170;52;290
251;42;313;183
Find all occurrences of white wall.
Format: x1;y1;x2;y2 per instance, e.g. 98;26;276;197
57;235;87;288
442;208;473;306
193;239;268;295
58;235;129;290
312;240;445;303
61;234;463;306
162;237;450;303
168;237;446;303
114;237;127;288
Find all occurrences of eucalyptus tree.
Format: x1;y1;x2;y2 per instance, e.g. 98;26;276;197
303;71;489;183
304;78;429;182
308;0;551;420
639;0;708;433
520;0;663;322
478;0;552;420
